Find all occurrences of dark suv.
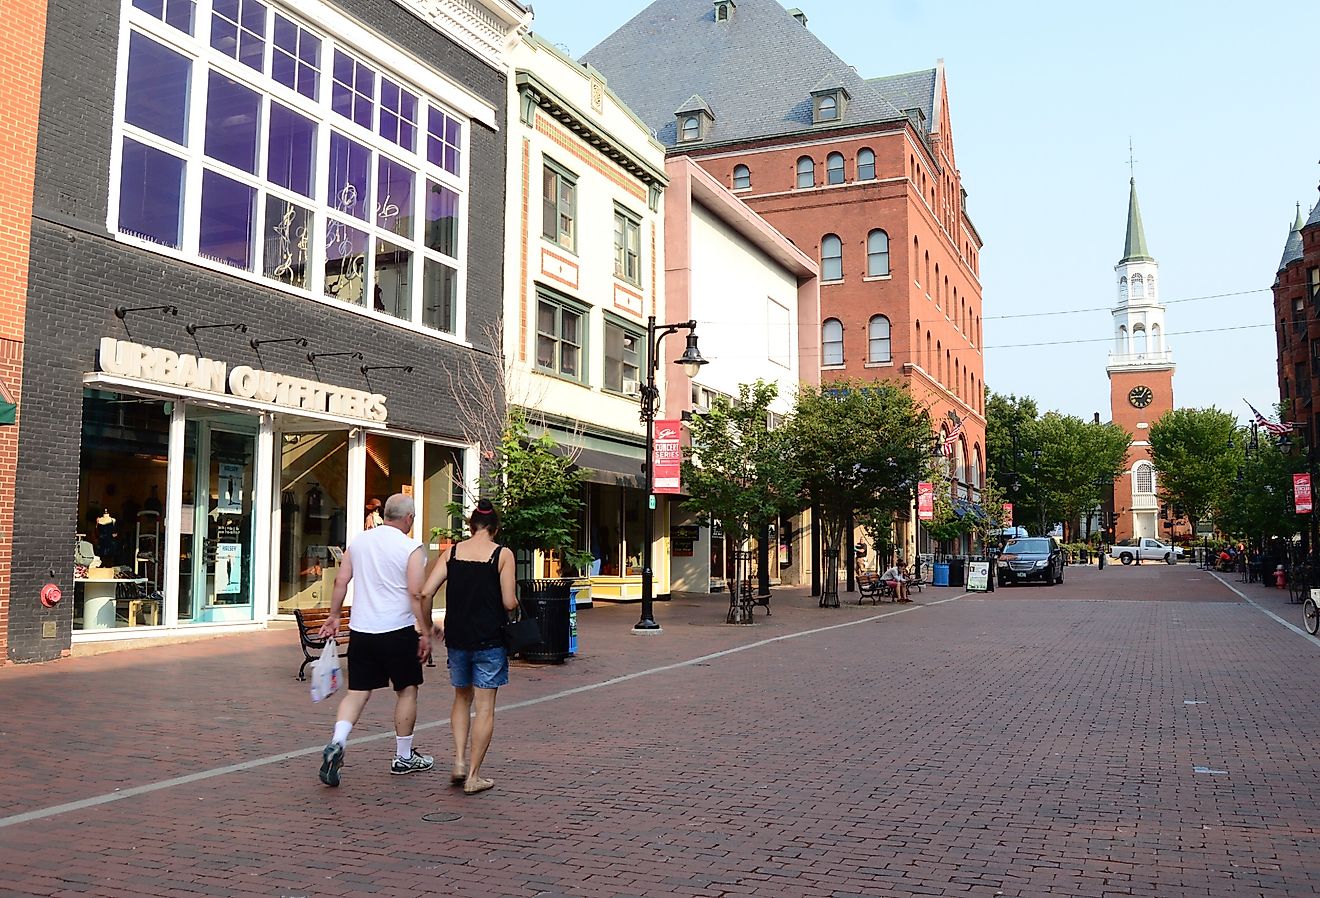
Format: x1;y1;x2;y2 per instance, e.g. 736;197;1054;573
997;537;1064;587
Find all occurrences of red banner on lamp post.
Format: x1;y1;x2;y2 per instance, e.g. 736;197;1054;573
652;419;683;494
1002;502;1014;527
917;481;934;520
1295;473;1313;514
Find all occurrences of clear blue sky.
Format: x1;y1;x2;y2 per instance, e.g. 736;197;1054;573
529;0;1320;424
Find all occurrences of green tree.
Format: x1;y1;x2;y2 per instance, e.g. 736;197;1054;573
1148;407;1239;536
1032;413;1131;541
985;391;1044;529
1216;427;1302;544
784;380;937;562
682;380;799;547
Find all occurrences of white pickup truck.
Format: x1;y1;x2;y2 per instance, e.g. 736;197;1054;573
1108;537;1184;565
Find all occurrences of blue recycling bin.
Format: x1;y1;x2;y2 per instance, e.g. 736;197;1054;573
933;562;950;587
567;592;578;656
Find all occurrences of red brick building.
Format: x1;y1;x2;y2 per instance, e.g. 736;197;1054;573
584;0;987;555
1274;199;1320;440
0;0;49;660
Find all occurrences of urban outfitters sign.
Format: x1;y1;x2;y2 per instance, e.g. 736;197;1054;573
96;337;389;423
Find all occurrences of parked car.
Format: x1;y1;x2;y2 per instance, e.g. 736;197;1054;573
1107;537;1184;565
997;537;1065;587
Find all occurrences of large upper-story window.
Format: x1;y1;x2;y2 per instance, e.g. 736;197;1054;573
1134;462;1154;494
866;229;890;277
826;152;845;185
796;156;815;189
821;234;842;281
536;291;586;382
857;148;876;180
604;317;642;395
613;205;642;286
542;159;577;250
822;318;843;366
113;0;468;337
868;315;891;363
732;164;751;190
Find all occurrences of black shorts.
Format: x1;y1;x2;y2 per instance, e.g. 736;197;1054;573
347;627;423;692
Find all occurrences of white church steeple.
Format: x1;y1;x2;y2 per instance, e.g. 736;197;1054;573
1107;178;1173;375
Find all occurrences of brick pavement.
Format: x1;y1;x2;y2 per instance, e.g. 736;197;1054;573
0;563;1317;897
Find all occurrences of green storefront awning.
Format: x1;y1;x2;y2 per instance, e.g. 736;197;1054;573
0;401;14;426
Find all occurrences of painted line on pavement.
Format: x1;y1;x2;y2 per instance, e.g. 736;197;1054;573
0;592;968;830
1212;573;1320;647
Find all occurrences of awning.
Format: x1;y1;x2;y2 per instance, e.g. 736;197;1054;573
0;401;14;426
953;498;987;521
568;445;644;489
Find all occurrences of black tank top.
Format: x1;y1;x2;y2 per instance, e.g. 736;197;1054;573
444;543;507;650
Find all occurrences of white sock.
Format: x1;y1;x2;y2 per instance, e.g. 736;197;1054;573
397;735;413;759
332;721;352;746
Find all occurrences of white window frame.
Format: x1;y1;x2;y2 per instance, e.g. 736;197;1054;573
108;0;472;343
821;234;842;282
822;318;843;366
867;315;891;364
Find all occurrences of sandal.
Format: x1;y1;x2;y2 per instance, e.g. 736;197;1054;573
463;775;494;795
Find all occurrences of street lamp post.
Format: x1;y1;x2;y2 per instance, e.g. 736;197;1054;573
635;316;707;634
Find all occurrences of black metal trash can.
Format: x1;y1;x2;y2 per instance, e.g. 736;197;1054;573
516;578;573;664
948;556;966;588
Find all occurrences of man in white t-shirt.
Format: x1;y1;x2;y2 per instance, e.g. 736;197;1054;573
881;558;910;603
316;493;434;787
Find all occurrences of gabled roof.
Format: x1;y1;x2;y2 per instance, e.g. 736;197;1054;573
675;94;715;117
867;69;937;126
1308;197;1320;230
1279;204;1306;272
810;73;847;96
1120;178;1154;264
582;0;920;148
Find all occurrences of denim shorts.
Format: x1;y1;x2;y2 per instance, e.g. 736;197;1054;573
447;645;509;689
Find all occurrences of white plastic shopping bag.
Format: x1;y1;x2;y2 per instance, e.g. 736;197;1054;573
310;638;342;703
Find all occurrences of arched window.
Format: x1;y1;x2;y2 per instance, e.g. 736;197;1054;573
681;116;700;142
821;234;843;281
1133;325;1147;355
1147;275;1156;298
1132;274;1145;298
866;229;890;276
868;315;891;363
913;236;920;284
822;318;843;365
826;152;845;185
796;156;815;189
732;164;750;190
1151;324;1162;352
857;148;876;180
1119;324;1129;353
924;251;930;290
1135;462;1154;494
818;94;838;121
972;446;983;495
1120;277;1128;301
954;439;966;493
926;331;932;368
914;320;922;365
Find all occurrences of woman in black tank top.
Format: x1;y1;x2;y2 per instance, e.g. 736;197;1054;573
420;499;517;795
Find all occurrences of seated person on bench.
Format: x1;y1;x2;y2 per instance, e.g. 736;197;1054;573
880;559;910;603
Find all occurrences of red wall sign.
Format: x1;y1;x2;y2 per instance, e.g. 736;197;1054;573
1002;502;1014;527
1296;473;1313;514
917;482;934;520
652;419;683;495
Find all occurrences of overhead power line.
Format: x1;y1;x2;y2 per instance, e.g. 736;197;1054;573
983;323;1272;351
984;288;1270;321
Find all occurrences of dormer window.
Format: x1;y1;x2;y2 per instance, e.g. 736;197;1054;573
713;0;736;21
809;75;849;126
674;94;715;143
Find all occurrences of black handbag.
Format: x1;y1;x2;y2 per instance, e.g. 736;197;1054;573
502;610;543;655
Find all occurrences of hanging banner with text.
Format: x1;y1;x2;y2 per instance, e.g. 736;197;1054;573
917;481;934;520
1002;502;1014;527
1296;473;1313;514
652;419;683;494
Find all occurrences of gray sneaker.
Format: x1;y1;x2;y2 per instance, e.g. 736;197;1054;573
390;749;435;775
319;741;344;787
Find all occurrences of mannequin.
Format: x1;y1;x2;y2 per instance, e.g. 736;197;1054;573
96;509;117;563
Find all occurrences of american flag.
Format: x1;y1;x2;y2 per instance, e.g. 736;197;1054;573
941;419;964;456
1245;400;1294;437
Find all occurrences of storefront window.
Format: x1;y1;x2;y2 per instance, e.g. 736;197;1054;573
75;391;171;631
277;429;350;613
365;433;416;535
422;443;463;552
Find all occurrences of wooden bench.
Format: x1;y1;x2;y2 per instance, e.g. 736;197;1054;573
857;573;895;605
906;567;926;594
294;607;352;681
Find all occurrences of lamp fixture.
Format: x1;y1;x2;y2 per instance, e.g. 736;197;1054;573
360;365;414;375
250;337;309;351
115;305;178;319
308;351;364;363
186;322;248;335
674;332;708;377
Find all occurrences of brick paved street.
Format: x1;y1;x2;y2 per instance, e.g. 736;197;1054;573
1;562;1318;898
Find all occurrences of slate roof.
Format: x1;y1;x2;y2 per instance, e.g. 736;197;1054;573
1279;204;1306;272
582;0;930;148
1308;197;1320;230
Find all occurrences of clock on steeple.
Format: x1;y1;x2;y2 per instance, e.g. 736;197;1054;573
1128;385;1154;408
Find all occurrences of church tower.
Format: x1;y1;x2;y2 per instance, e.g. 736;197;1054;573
1107;178;1174;542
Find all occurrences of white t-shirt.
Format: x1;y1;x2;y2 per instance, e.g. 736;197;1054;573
346;525;422;634
881;565;905;582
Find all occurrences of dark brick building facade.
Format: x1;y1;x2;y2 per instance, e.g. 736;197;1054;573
10;0;529;661
1275;200;1320;439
